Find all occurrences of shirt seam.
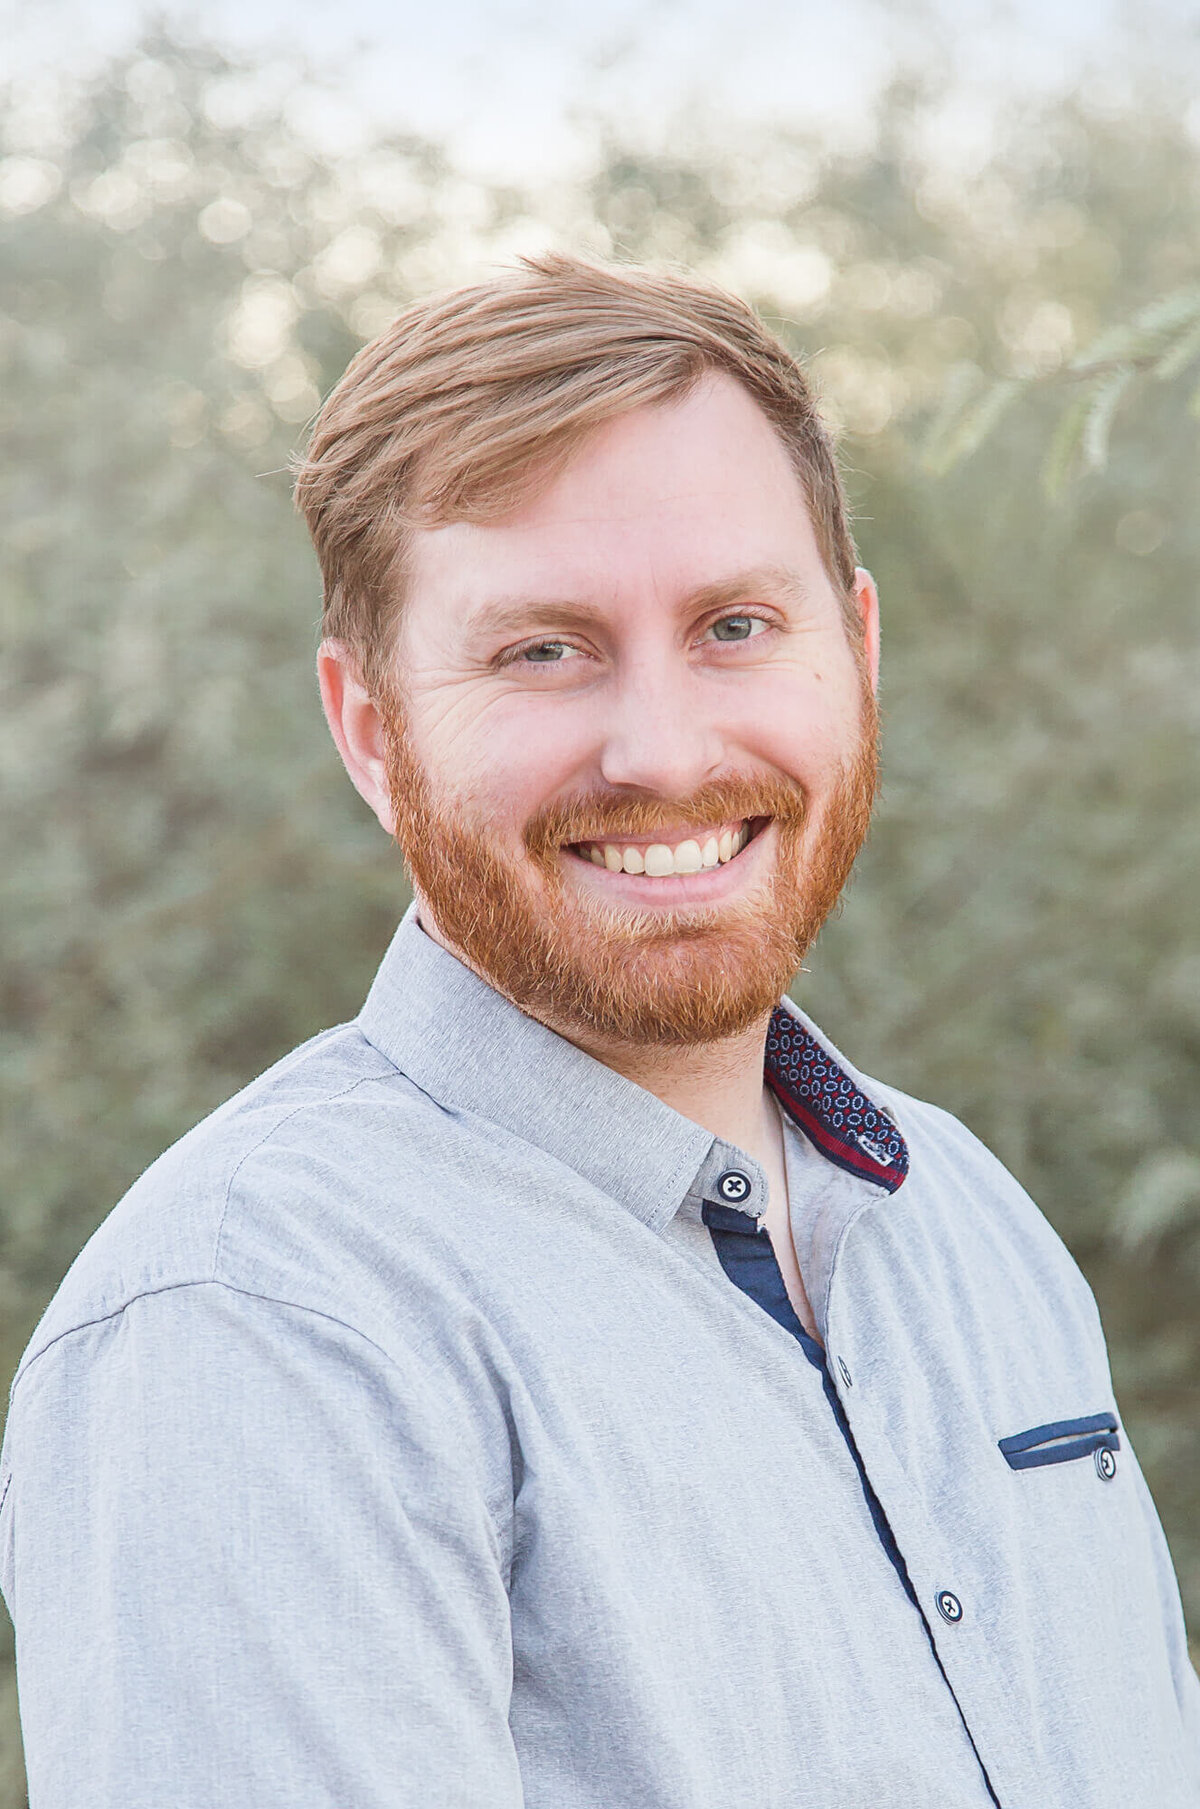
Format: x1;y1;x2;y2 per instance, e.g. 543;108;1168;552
11;1277;411;1395
8;1277;516;1557
211;1068;395;1278
817;1193;881;1339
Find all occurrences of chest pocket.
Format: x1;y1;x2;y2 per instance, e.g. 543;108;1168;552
998;1410;1119;1473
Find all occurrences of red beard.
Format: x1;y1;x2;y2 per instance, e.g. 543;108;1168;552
383;691;878;1047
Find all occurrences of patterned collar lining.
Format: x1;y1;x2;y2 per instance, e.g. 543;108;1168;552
764;1006;909;1193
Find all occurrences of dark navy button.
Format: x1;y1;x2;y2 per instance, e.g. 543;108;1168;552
716;1170;752;1204
1095;1446;1117;1481
935;1590;963;1624
837;1357;853;1389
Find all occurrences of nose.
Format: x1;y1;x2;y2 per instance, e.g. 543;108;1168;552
597;656;725;799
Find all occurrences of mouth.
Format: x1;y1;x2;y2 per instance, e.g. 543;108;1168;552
565;817;768;878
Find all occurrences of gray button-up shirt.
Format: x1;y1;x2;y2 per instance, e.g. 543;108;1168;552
3;907;1198;1807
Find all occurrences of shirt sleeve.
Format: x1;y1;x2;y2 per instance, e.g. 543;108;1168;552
0;1283;524;1809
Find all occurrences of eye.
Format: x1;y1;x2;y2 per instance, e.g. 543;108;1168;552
705;614;768;644
515;639;580;664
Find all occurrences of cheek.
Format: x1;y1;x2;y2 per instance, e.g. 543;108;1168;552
413;691;599;829
732;666;862;780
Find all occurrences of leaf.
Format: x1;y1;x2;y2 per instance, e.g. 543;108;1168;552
1072;285;1200;372
1041;388;1093;498
1082;364;1134;470
1133;286;1200;337
921;373;1021;475
918;361;984;472
1154;314;1200;381
1070;321;1148;371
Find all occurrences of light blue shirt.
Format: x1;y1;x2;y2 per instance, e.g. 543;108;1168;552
3;907;1198;1807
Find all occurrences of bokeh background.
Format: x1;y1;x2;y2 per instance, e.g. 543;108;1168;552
3;0;1199;1796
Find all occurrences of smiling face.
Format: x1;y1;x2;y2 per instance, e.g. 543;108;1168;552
374;371;880;1047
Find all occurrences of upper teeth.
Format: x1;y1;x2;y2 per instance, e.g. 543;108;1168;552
584;822;751;876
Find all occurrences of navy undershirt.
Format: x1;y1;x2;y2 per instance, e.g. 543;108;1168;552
702;1200;918;1607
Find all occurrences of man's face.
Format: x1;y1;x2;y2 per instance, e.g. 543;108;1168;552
380;372;879;1047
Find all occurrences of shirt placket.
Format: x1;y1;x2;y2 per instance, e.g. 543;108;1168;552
699;1139;1009;1807
823;1211;1021;1807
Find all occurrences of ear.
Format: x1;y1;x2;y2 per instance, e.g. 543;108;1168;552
853;567;881;694
317;640;396;835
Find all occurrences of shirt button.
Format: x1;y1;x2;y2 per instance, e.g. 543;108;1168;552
935;1590;964;1624
1095;1446;1118;1481
837;1357;853;1389
716;1170;752;1204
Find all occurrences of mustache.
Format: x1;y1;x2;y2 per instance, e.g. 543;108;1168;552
524;773;808;859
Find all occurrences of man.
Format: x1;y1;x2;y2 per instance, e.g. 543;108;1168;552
1;255;1196;1808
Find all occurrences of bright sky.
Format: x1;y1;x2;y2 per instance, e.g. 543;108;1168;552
2;0;1194;182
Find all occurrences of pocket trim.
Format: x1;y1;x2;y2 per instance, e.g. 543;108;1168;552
998;1411;1120;1472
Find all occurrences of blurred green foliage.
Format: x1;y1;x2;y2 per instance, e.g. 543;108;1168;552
923;281;1200;490
2;34;1198;1801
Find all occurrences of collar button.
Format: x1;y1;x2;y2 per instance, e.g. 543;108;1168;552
716;1170;752;1204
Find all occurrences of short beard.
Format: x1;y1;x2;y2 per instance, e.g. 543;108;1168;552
382;690;879;1048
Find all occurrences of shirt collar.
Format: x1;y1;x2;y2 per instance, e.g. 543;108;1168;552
356;904;908;1233
357;906;713;1233
765;1003;908;1192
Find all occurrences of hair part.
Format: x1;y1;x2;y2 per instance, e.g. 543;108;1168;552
294;253;859;696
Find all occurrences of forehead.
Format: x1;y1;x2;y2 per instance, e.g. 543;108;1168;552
401;372;832;626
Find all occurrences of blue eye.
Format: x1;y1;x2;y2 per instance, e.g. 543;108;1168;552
521;641;574;663
708;615;763;643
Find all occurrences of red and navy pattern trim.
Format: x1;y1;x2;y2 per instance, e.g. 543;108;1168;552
765;1006;909;1192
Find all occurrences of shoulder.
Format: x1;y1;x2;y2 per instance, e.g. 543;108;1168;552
12;1018;453;1385
882;1078;1080;1243
868;1078;1109;1356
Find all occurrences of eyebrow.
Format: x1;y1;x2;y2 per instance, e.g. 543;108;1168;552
686;565;813;615
465;565;814;647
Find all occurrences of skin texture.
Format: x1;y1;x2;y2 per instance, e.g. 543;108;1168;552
320;372;880;1336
